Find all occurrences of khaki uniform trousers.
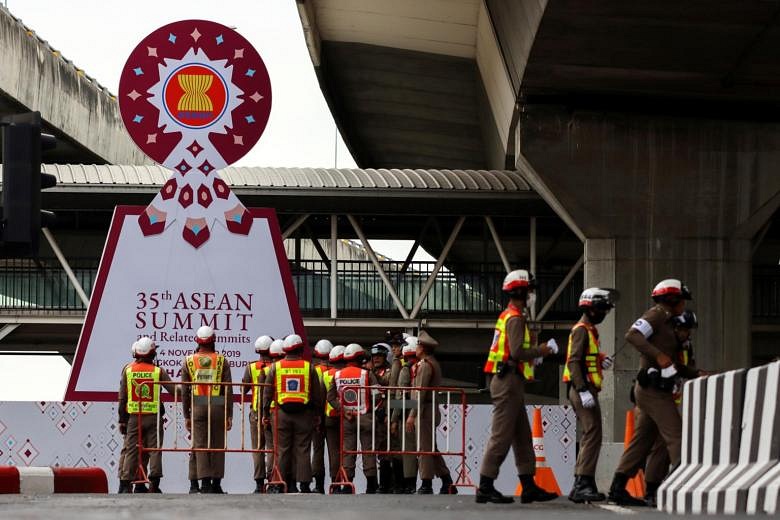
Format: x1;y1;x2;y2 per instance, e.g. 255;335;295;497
325;417;341;480
264;421;275;480
311;421;326;478
248;410;265;480
617;383;682;476
417;403;450;480
191;404;228;479
569;384;603;477
121;413;164;480
644;434;671;483
343;413;377;479
277;407;315;482
480;373;535;479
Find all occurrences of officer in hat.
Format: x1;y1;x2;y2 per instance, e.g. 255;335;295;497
181;326;233;494
242;335;274;493
608;279;694;506
563;288;618;503
391;336;420;493
477;269;558;504
370;342;395;493
323;345;347;487
311;339;334;493
405;330;455;495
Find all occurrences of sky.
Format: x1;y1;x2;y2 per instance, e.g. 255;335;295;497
0;1;435;400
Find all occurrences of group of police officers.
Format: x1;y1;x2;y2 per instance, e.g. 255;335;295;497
117;269;704;507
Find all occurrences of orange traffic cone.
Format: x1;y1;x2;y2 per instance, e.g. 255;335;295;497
515;406;562;496
624;408;646;498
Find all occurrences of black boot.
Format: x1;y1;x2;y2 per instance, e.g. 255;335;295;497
313;476;325;494
188;479;200;494
403;477;416;494
200;478;212;494
519;474;557;503
608;473;647;506
475;475;514;504
585;475;606;502
210;478;225;494
253;478;265;494
569;475;604;503
644;481;660;508
133;483;148;493
439;474;457;495
149;477;162;494
286;478;298;493
117;480;131;494
378;460;393;494
392;460;405;494
365;475;378;494
417;479;434;494
299;481;312;493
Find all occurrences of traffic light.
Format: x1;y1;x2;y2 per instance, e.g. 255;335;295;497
1;111;57;257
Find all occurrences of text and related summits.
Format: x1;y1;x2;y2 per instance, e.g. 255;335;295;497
135;290;254;377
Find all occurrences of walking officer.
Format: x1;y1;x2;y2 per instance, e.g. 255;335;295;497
563;288;618;503
118;337;176;493
642;309;705;507
328;343;380;493
311;338;333;493
608;279;692;506
477;269;558;504
263;334;323;493
405;330;455;495
242;335;274;493
181;325;233;494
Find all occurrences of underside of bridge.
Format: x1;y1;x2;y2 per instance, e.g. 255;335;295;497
296;0;780;437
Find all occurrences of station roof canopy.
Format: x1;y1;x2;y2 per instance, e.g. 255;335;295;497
16;164;550;217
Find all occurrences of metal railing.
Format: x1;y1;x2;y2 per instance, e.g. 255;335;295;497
0;258;582;318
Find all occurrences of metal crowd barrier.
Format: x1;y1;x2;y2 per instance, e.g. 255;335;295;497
330;384;475;494
131;381;287;491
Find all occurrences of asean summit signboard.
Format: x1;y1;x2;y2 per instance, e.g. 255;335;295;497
65;20;304;400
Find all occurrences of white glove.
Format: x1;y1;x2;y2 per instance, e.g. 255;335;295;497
533;357;543;367
546;338;559;355
661;365;678;378
579;390;596;409
600;355;614;370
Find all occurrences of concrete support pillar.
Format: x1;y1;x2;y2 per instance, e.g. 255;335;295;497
585;237;751;442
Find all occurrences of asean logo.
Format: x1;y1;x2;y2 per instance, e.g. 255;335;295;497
163;63;228;129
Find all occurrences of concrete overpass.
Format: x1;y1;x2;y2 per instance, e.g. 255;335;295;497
296;0;780;438
0;6;146;164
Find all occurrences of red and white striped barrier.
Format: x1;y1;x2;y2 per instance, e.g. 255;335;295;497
0;466;108;494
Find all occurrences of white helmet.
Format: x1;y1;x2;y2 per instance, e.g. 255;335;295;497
502;269;534;293
134;336;156;356
269;339;285;358
283;333;305;353
314;339;333;358
130;340;139;355
254;335;274;354
196;325;216;344
402;332;410;339
402;336;418;357
344;343;365;361
329;345;346;362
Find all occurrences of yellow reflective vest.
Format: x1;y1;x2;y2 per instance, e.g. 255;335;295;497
562;322;603;390
275;359;311;405
483;304;534;380
249;360;268;412
126;362;161;414
186;352;225;396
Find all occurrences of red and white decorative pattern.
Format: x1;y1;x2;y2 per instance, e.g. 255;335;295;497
0;466;107;494
118;20;272;248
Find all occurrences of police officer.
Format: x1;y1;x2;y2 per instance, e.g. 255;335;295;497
370;342;395;493
242;335;274;493
390;336;419;494
117;342;136;493
264;334;323;493
386;330;405;388
643;309;704;507
118;337;176;493
563;288;617;503
328;343;380;493
608;279;693;506
405;330;455;495
263;338;285;486
311;338;333;493
323;345;347;488
477;269;558;504
182;326;233;494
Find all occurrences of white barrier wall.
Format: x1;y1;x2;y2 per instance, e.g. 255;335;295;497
658;360;780;514
0;402;574;495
